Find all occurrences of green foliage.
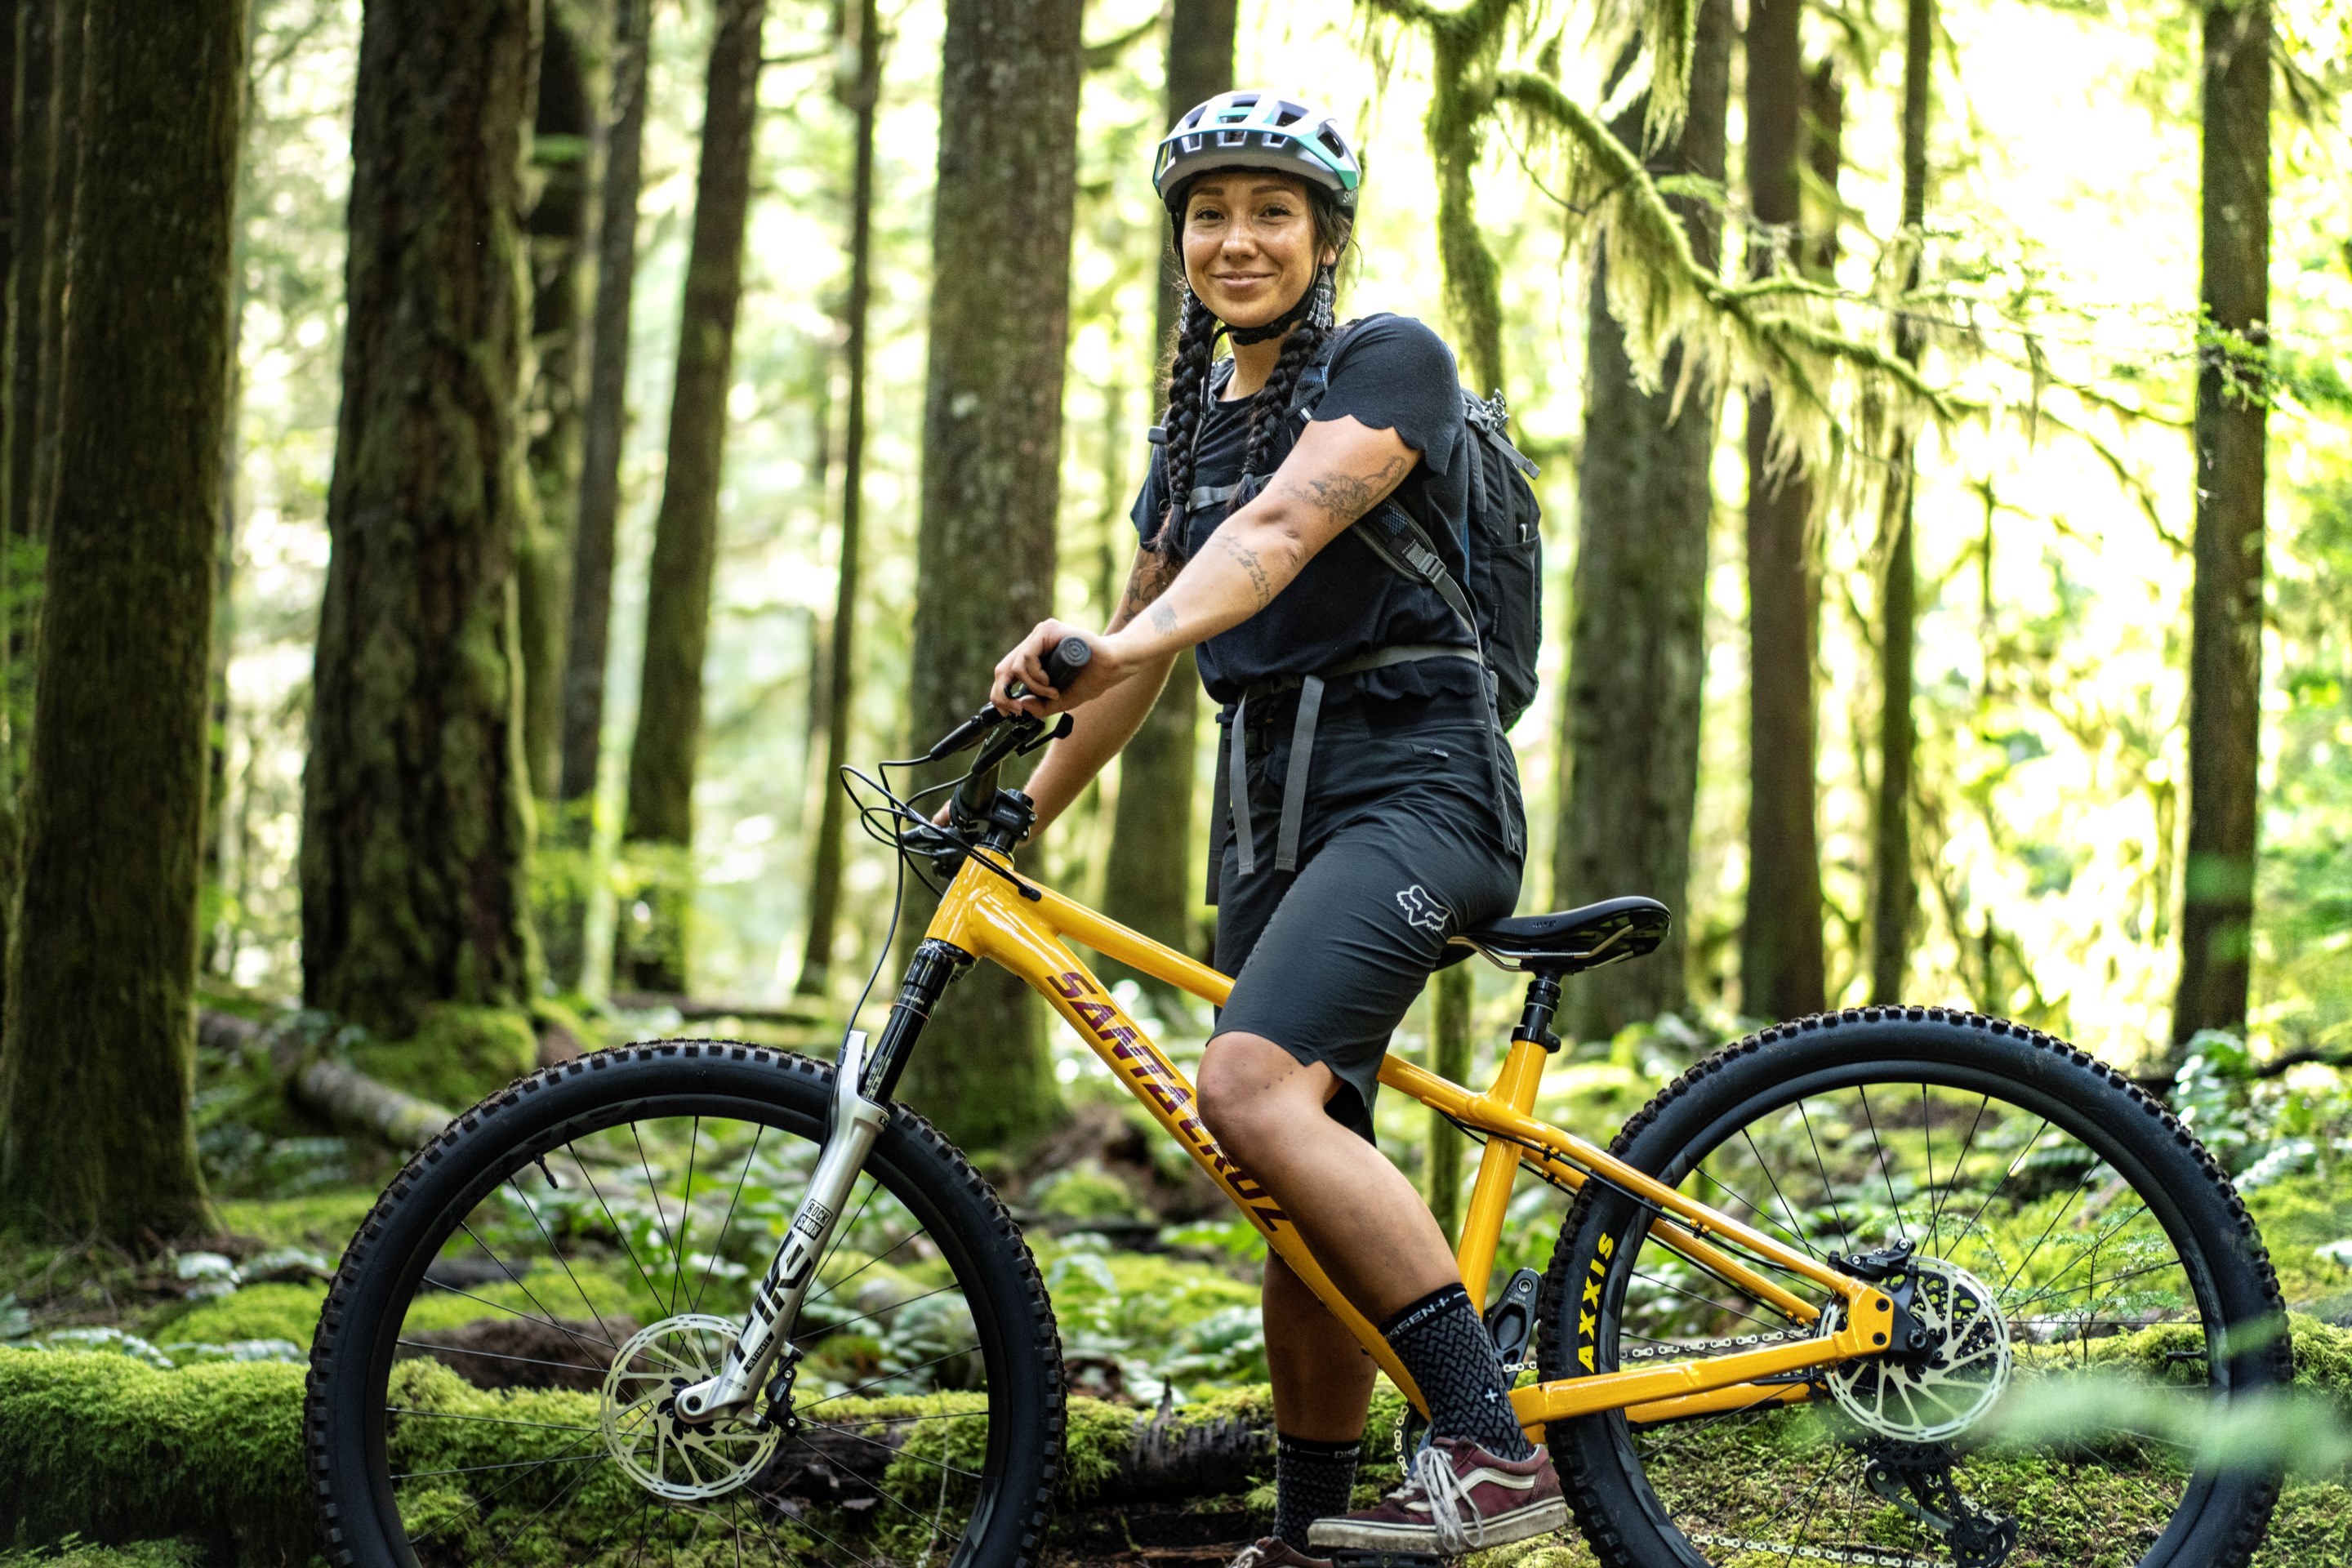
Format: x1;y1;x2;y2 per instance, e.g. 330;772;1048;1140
346;1004;538;1111
0;1539;207;1568
1030;1159;1143;1221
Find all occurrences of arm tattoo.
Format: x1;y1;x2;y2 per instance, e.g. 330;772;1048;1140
1217;532;1276;609
1149;601;1178;636
1280;452;1412;526
1107;548;1181;632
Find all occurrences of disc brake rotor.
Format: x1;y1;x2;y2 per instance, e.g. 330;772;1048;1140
601;1314;782;1501
1820;1257;2011;1443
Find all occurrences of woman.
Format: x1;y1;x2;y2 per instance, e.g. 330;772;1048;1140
991;92;1561;1565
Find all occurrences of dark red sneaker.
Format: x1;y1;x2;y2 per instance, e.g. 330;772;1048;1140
1227;1539;1332;1568
1306;1437;1566;1557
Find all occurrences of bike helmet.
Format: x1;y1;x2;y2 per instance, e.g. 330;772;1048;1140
1152;91;1362;216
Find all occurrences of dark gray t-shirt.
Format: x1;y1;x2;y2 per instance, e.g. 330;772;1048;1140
1129;314;1477;709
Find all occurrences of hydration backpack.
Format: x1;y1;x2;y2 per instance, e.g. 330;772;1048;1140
1280;317;1546;729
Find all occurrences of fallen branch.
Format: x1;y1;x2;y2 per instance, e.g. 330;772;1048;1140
607;991;828;1028
198;1009;456;1152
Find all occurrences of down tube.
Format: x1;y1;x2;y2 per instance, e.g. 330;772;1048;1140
960;905;1432;1412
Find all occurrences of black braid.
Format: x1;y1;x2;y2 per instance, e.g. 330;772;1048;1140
1151;286;1221;556
1241;264;1337;482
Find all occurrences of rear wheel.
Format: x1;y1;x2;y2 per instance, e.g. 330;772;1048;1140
1539;1008;2287;1568
305;1042;1064;1568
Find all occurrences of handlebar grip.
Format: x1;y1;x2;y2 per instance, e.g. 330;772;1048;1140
1040;635;1090;691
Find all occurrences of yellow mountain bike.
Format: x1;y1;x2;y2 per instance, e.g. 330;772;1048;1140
308;652;2287;1568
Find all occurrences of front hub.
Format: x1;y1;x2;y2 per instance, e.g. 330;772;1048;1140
601;1315;781;1501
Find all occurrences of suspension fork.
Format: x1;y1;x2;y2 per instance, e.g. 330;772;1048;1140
672;939;965;1421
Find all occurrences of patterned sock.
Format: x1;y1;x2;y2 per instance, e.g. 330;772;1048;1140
1379;1283;1535;1460
1272;1433;1362;1551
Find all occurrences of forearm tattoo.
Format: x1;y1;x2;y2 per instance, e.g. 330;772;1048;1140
1108;548;1182;633
1217;532;1276;609
1278;452;1411;527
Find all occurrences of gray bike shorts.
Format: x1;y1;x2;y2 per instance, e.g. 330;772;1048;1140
1211;690;1525;1143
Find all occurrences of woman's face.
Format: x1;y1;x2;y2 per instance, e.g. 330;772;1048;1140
1180;172;1334;331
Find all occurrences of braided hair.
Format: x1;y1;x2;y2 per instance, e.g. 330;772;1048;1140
1148;183;1353;558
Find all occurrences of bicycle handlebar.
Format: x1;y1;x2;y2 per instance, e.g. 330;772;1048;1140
942;635;1090;829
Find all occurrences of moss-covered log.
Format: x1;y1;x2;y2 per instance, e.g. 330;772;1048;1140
0;0;247;1242
299;0;539;1040
896;0;1086;1151
616;0;768;994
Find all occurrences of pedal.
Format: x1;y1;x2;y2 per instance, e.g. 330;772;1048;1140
1483;1267;1543;1369
1330;1552;1445;1568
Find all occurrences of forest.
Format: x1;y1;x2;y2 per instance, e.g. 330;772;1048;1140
1;0;2350;1564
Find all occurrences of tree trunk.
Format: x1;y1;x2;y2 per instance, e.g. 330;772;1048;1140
518;7;595;803
616;0;767;995
550;0;651;988
28;0;81;546
0;0;245;1242
2;0;51;771
1739;0;1826;1022
299;0;537;1040
1869;15;1924;1007
2171;0;2270;1060
1553;0;1731;1045
793;0;879;1000
1428;26;1504;402
1100;0;1232;989
895;0;1084;1152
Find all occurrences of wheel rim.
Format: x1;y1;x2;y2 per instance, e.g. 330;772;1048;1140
1571;1059;2264;1568
359;1091;1011;1568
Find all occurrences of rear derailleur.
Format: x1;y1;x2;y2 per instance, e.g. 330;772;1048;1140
1863;1440;2018;1568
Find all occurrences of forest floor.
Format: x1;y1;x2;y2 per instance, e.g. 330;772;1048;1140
9;996;2352;1566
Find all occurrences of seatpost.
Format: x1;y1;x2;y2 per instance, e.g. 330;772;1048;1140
1514;972;1564;1053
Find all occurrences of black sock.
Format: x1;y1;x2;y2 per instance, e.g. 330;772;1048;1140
1379;1284;1535;1460
1272;1433;1361;1551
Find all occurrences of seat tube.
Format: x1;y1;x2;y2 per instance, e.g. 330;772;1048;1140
1454;1033;1552;1312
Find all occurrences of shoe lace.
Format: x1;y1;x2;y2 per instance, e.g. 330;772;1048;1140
1230;1544;1270;1568
1392;1444;1484;1556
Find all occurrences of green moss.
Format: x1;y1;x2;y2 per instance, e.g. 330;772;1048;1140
347;1004;537;1111
214;1191;376;1255
0;1350;308;1565
1031;1160;1142;1222
2247;1172;2352;1305
153;1285;325;1349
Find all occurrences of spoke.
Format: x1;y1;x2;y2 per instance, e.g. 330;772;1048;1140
630;1120;684;1294
1793;1099;1855;1253
1624;1269;1788;1335
502;1168;624;1351
394;1449;605;1482
791;1429;967;1525
693;1122;765;1313
2004;1253;2180;1320
796;1280;968;1345
1996;1173;2096;1294
795;1343;983;1411
807;1412;988;1478
568;1143;671;1313
387;1405;599;1434
395;1338;607;1378
1926;1094;1990;1254
412;1279;615;1361
479;1446;602;1568
1855;1085;1913;1243
1733;1129;1826;1258
1947;1115;2051;1254
670;1116;701;1314
1919;1084;1934;1254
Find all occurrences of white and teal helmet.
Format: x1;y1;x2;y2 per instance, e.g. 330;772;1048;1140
1152;91;1362;216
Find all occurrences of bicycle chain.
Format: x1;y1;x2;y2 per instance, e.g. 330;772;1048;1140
1613;1324;1820;1361
1686;1532;1940;1567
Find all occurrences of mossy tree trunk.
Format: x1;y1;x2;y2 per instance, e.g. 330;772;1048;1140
1869;11;1923;1006
28;0;81;551
1098;0;1234;993
2;0;51;773
2170;0;2270;1062
895;0;1084;1152
793;0;880;1000
1554;2;1731;1044
550;0;652;988
300;0;538;1041
518;6;596;804
0;0;246;1242
616;0;767;995
1739;0;1826;1022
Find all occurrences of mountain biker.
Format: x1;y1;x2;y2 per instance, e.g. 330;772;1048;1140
987;91;1562;1565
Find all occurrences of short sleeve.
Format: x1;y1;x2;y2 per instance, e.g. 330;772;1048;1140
1129;447;1167;542
1310;314;1464;476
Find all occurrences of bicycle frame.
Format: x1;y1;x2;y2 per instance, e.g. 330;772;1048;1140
919;845;1900;1438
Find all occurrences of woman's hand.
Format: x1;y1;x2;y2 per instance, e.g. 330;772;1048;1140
990;621;1127;716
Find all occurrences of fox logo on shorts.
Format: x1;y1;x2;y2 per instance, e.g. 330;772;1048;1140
1396;884;1449;933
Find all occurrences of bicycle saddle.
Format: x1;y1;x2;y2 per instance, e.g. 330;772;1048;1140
1450;894;1671;974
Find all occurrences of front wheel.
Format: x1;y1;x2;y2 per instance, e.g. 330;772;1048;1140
305;1041;1065;1568
1539;1008;2287;1568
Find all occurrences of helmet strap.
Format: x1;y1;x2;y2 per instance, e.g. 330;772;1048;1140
1224;266;1329;345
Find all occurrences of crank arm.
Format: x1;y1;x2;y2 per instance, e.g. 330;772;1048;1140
674;1029;888;1421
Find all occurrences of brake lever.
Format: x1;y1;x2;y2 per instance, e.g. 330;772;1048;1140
1014;714;1073;757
